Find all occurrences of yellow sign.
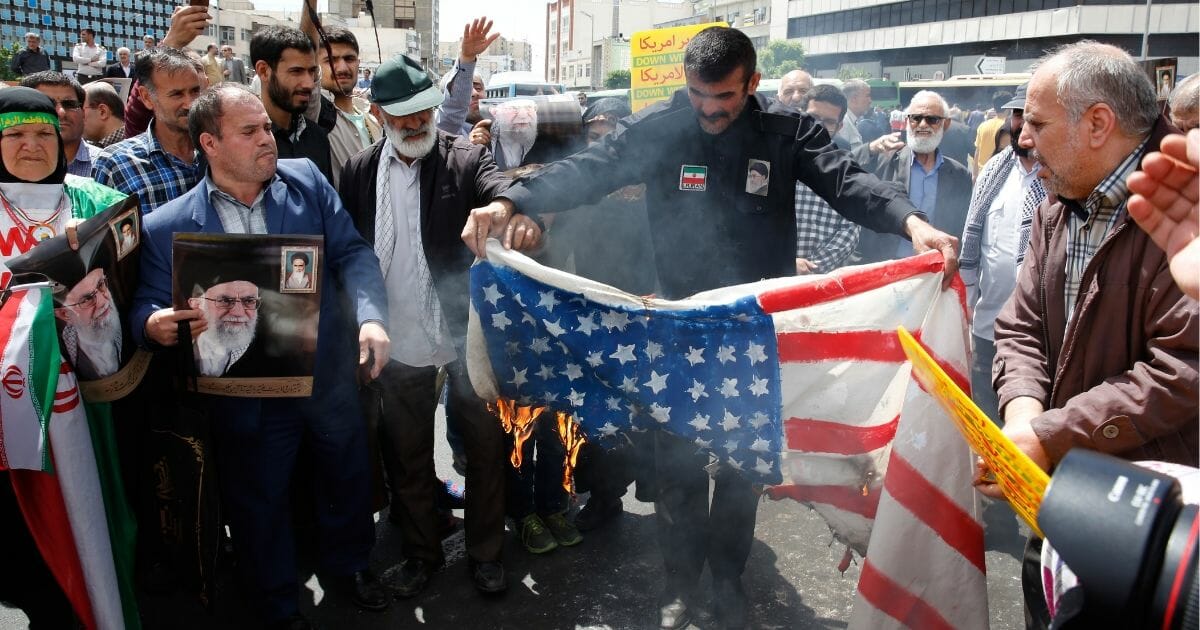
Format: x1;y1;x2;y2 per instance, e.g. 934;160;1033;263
629;22;727;112
897;327;1049;537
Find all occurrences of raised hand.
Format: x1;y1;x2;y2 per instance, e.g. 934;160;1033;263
460;17;500;63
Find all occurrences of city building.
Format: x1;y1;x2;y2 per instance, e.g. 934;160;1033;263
1;0;174;71
435;35;532;79
768;0;1200;80
327;0;437;66
545;0;693;89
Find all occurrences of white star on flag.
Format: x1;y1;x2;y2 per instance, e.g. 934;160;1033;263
536;364;556;380
491;312;512;330
689;413;711;431
749;412;770;430
600;310;631;331
521;312;537;325
720;409;741;431
586;351;604;367
685;346;705;366
749;376;769;397
567;389;586;407
746;342;768;365
724;438;739;453
509;367;528;388
562;363;583;381
576;315;598;336
753;458;773;476
537;290;560;312
750;437;771;452
610;344;636;365
644;371;668;394
619;376;639;394
530;337;551;354
598;422;620;437
544;319;566;337
649;402;671;423
645;341;663;362
606;396;622;411
717;345;736;364
720;378;740;398
483;284;503;306
686;379;708;402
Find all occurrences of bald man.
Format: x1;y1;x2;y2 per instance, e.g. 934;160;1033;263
776;69;812;110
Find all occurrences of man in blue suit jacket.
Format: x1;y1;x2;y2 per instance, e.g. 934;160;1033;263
131;84;391;629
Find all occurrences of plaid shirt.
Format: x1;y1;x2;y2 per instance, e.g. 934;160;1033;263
67;141;99;178
92;121;202;213
96;126;126;149
1063;138;1148;319
207;172;270;235
794;182;861;273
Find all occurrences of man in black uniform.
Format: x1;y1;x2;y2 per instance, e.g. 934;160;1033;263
462;27;959;630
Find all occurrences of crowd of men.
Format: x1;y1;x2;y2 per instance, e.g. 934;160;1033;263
2;5;1198;630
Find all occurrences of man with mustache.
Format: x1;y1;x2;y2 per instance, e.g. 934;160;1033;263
489;99;539;171
92;48;205;213
853;89;972;263
133;83;391;628
957;83;1047;422
56;268;123;380
338;55;541;599
978;42;1197;629
250;26;333;184
461;27;959;630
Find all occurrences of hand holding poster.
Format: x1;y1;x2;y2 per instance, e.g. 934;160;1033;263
6;196;149;401
172;233;323;397
897;326;1049;536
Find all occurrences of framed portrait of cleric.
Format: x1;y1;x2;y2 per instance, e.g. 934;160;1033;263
279;246;317;294
109;207;139;261
172;233;323;398
6;195;150;401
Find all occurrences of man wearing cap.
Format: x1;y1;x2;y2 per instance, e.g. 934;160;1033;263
958;82;1045;422
338;54;541;597
132;83;391;627
10;33;51;77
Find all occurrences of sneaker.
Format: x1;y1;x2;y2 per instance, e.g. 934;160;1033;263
543;511;583;547
519;514;558;554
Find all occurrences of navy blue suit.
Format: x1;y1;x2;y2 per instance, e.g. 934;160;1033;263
132;159;387;622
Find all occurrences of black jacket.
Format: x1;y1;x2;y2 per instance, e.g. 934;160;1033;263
502;90;919;298
852;145;973;263
103;62;134;78
338;132;511;340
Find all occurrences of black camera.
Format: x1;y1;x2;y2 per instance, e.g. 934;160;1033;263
1038;449;1198;629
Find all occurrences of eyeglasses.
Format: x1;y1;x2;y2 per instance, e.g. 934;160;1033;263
52;98;83;111
812;116;841;130
906;114;945;126
64;276;108;308
204;296;260;310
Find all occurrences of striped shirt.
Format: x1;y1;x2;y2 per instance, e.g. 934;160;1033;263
1063;138;1148;319
92;121;202;214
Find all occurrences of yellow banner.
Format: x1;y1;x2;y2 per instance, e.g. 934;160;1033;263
629;22;727;112
897;326;1048;536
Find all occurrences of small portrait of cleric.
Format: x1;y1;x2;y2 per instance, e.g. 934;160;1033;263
280;247;317;293
111;210;139;260
173;234;321;388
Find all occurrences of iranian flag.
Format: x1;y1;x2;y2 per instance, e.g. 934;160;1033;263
1;287;138;630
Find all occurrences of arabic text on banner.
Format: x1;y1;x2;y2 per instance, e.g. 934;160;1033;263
630;22;727;112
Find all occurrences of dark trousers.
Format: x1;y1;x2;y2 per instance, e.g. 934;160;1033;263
653;432;759;594
211;397;373;623
506;412;568;518
446;360;508;563
971;334;1002;425
0;474;77;628
372;361;443;565
1023;536;1052;629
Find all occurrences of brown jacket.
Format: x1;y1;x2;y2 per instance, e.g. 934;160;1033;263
993;117;1198;467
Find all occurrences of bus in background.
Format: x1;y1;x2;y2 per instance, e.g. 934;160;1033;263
484;71;566;99
585;88;631;107
756;77;844;102
897;74;1031;111
867;78;900;110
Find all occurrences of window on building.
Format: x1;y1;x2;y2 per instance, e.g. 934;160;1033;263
584;63;589;78
220;25;234;45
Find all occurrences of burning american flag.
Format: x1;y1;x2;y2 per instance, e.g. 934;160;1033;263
467;241;988;629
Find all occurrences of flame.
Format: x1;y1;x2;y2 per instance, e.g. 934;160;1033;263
490;398;546;468
490;398;588;495
554;411;587;495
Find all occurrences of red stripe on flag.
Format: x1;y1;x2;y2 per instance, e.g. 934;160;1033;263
765;482;881;519
884;453;986;573
858;559;956;630
785;415;900;454
777;329;918;363
905;333;972;396
10;470;97;630
760;252;945;313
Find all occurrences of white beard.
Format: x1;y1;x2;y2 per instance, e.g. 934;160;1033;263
907;125;944;155
385;121;437;160
496;123;536;151
195;312;257;376
68;304;122;378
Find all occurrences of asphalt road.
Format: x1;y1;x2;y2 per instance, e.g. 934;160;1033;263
1;405;1029;629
